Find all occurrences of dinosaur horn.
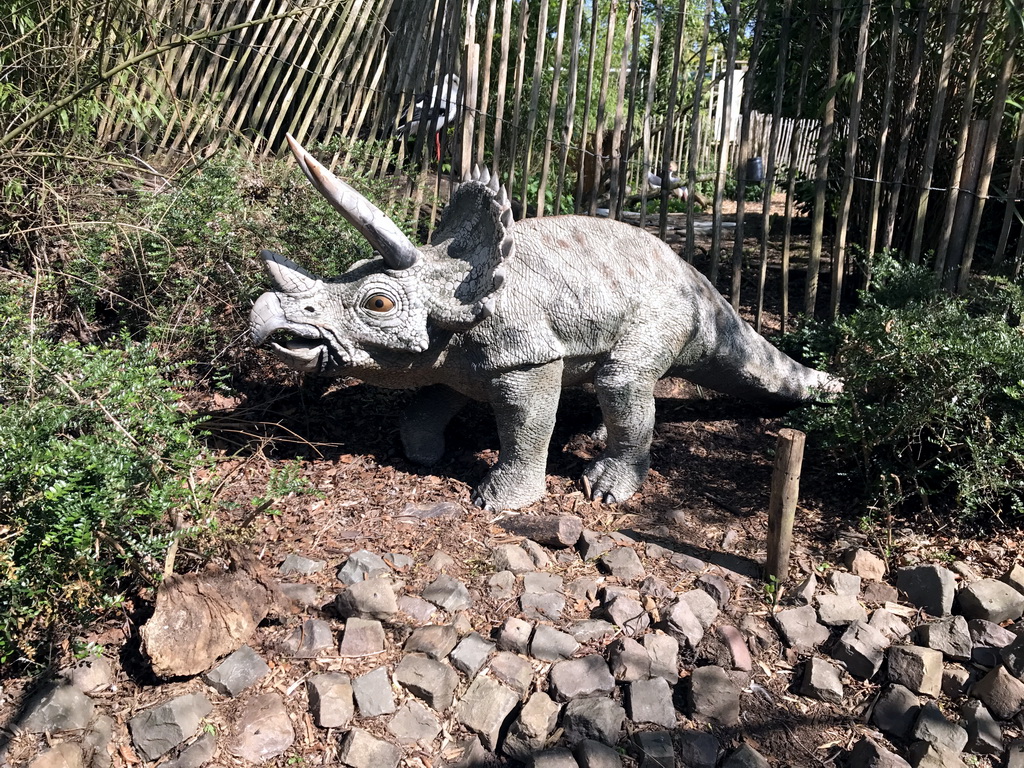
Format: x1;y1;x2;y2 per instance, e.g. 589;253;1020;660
261;249;319;293
286;134;420;270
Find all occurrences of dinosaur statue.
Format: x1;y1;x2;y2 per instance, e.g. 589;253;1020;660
250;136;841;511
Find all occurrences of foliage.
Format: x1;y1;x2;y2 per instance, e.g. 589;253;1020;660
785;256;1024;529
0;290;207;664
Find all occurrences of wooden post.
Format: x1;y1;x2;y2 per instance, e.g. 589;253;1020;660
765;428;806;583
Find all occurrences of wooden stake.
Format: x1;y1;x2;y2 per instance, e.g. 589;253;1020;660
766;428;806;583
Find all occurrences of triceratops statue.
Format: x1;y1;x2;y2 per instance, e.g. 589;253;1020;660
250;136;840;511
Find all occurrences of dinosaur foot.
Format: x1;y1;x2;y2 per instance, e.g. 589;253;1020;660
471;464;546;512
582;455;650;505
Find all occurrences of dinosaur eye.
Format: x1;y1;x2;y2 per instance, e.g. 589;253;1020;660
363;294;395;312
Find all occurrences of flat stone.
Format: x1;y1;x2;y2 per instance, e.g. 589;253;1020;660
833;620;889;679
81;714;113;768
916;615;972;661
395;654;459;710
494;543;536;573
958;579;1024;623
497;617;534;653
279;553;326;576
644;634;679;682
339;617;386;657
403;624;458;659
1003;634;1024;677
383;552;414;570
799;657;844;703
336;549;390;584
846;548;887;581
907;742;968;768
608;637;651;681
27;744;83;768
551;655;616;700
1003;563;1024;595
278;618;334;658
352;666;396;717
969;618;1018;648
532;749;580;768
816;593;868;626
633;730;675;767
20;683;96;735
670;552;707;572
571;619;617;644
971;665;1024;719
522;538;552;568
722;744;769;768
578;530;615;560
488;651;535;698
335;577;398;620
941;666;975;699
229;693;294;762
426;550;456;571
521;591;566;621
688;665;740;726
307;672;353;729
676;730;719;768
454;675;520;751
524;571;564;594
847;737;912;768
503;691;562;761
162;731;215;768
203;645;268;697
63;657;113;694
869;608;912;640
129;693;212;761
863;582;900;604
627;677;676;728
677;589;720;629
387;700;440;745
451;632;495;676
278;581;319;609
599;547;646;581
639;576;675;601
960;699;1002;756
487;570;517;599
562;697;625;746
398;594;437;623
575;738;624;768
698;573;731;608
897;564;957;617
338;728;401;768
827;571;862;596
566;577;601;601
717;624;753;672
887;645;943;697
422;574;472;611
792;572;817;604
1011;741;1024;768
872;684;921;740
665;598;705;650
774;605;830;651
911;701;968;753
603;593;650;636
531;624;580;661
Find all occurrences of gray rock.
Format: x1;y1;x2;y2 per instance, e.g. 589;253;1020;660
498;617;534;653
639;576;675;601
906;742;968;768
20;683;96;734
522;591;566;621
1003;563;1024;595
383;552;414;570
27;744;83;768
897;564;957;617
395;654;459;710
1002;633;1024;677
575;738;623;768
404;624;458;659
278;581;319;608
562;697;626;746
644;634;679;683
443;735;488;768
335;577;398;619
278;618;334;658
501;514;584;548
163;731;216;768
968;618;1018;648
531;624;580;661
1011;741;1024;768
633;730;674;768
603;593;649;636
503;691;562;761
717;624;753;672
722;744;769;768
352;666;396;716
863;581;900;604
915;615;972;661
532;749;580;768
336;549;389;584
846;548;887;581
339;616;386;657
871;684;921;740
489;651;535;698
941;666;975;699
578;530;615;560
203;645;269;697
422;573;473;611
792;572;817;604
571;619;617;644
524;572;564;594
398;594;437;623
280;553;326;576
129;693;212;761
307;672;354;729
488;570;518;599
869;608;912;640
799;657;844;703
229;693;294;763
697;573;731;609
566;577;601;602
847;737;912;768
338;728;401;768
958;578;1024;623
911;701;968;753
688;665;740;726
677;588;720;629
454;675;520;751
887;645;943;697
494;543;536;573
774;605;830;651
832;620;889;679
827;570;862;596
960;699;1002;756
599;547;646;581
816;593;868;626
63;657;113;694
665;598;705;650
522;538;553;569
387;700;441;745
81;713;114;768
676;730;719;768
426;550;456;571
971;665;1024;719
627;677;676;728
551;655;616;699
451;631;496;676
608;637;651;681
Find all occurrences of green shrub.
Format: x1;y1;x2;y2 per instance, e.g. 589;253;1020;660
0;291;206;664
785;256;1024;529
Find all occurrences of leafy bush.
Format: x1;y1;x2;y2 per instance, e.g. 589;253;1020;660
0;291;206;664
785;256;1024;529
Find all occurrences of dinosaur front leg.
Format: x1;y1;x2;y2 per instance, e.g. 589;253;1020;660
473;361;563;511
400;385;470;465
584;363;658;504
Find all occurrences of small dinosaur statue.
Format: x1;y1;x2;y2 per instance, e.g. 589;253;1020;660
250;136;840;511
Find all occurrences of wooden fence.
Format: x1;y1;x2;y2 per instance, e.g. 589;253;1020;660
95;0;1024;325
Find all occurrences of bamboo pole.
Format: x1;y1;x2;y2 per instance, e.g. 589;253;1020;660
475;0;498;166
609;2;636;220
574;0;600;213
942;119;987;288
588;1;618;216
460;43;481;181
657;0;688;237
505;0;531;192
491;0;514;176
765;428;806;583
637;5;664;230
537;0;569;216
554;0;587;216
339;0;396;146
864;6;900;272
519;0;552;212
994;112;1024;268
709;0;739;286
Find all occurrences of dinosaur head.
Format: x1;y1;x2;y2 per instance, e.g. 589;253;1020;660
250;136;513;377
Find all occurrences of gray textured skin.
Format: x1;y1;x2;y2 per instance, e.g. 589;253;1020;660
250;137;840;511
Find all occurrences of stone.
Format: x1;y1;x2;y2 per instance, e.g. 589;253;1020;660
722;744;769;768
832;620;889;679
887;645;943;697
531;624;580;661
487;570;517;599
451;631;495;676
941;666;974;699
336;549;389;584
335;577;398;619
551;655;616;699
633;730;675;768
395;654;459;710
599;547;646;581
958;578;1024;623
229;693;294;762
575;738;624;768
454;675;520;751
532;749;580;768
28;744;83;768
403;624;458;659
279;553;326;576
1011;741;1024;768
503;691;562;761
846;548;887;581
608;638;651;681
20;683;96;736
387;700;441;745
494;543;536;573
63;657;113;694
162;731;216;768
578;530;615;560
524;571;564;594
129;693;212;761
522;592;566;621
960;700;1002;756
499;514;584;548
665;598;705;650
398;594;437;623
522;538;553;568
338;728;401;768
916;615;972;661
571;619;617;644
422;574;472;611
1003;634;1024;677
862;581;900;604
971;665;1024;719
627;677;676;728
774;605;830;651
603;593;649;636
338;616;386;657
352;666;396;717
869;608;912;640
307;672;354;729
969;618;1018;657
278;581;319;608
816;593;868;626
792;572;817;604
562;697;626;746
871;684;921;740
498;617;534;653
203;645;268;697
383;552;414;570
278;618;334;658
827;570;862;596
688;665;740;726
897;564;957;617
911;701;968;753
847;737;912;768
489;651;535;697
676;730;719;768
639;576;675;601
906;742;968;768
426;550;456;571
677;588;720;629
566;577;601;601
799;657;844;703
81;714;113;768
717;624;753;672
644;634;679;682
1003;563;1024;595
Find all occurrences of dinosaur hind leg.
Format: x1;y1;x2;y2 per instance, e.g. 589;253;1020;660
400;385;470;465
